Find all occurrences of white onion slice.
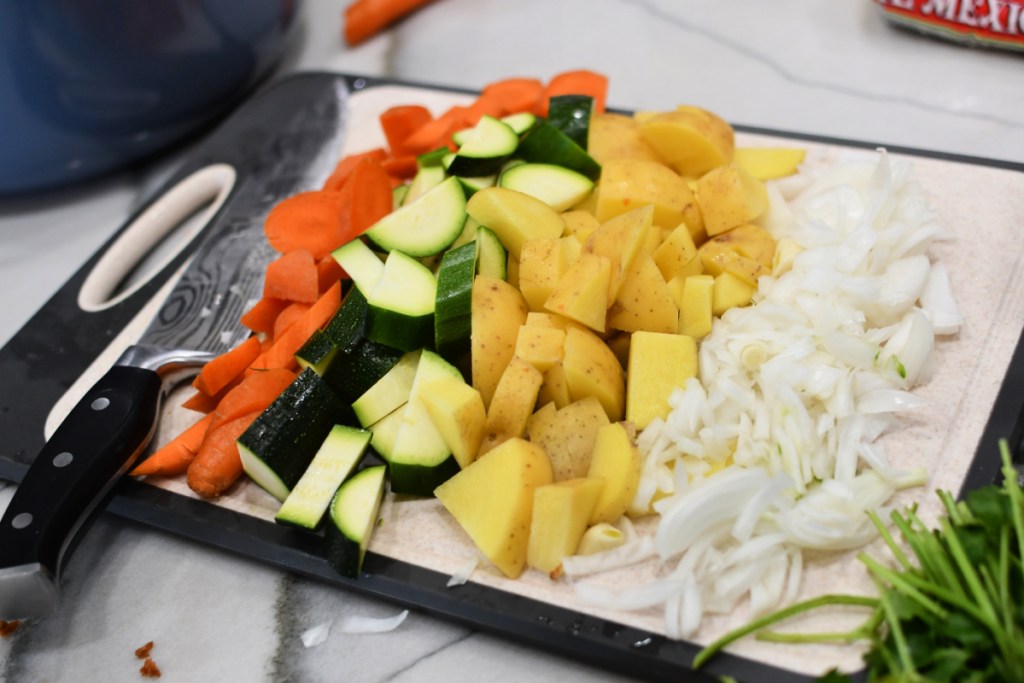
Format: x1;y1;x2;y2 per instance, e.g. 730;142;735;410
337;610;409;634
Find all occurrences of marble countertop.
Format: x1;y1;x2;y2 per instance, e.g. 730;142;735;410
1;2;1021;681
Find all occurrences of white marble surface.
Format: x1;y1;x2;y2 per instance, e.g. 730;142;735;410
1;1;1022;682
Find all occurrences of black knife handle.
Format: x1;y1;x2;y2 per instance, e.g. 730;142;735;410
0;365;162;619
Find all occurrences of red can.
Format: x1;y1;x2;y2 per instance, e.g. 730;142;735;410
875;0;1024;51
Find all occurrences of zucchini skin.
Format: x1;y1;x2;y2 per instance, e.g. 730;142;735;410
546;94;594;149
434;241;476;363
322;338;404;406
517;120;602;181
387;455;461;498
324;464;387;578
238;369;348;494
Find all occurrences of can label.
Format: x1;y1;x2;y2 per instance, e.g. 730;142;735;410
875;0;1024;50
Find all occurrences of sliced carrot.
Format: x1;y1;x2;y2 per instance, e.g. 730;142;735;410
382;154;419;181
263;249;319;303
208;367;296;433
337;157;394;238
541;69;609;116
186;410;261;498
131;413;214;477
400;105;469;155
192;336;262;397
240;297;289;335
181;389;221;414
317;254;346;294
343;0;437;46
263;190;348;260
482;77;544;115
322;147;387;192
272;301;312;342
464;93;505;126
379;105;433;155
252;281;343;370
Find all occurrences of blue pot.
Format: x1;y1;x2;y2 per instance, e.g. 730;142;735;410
0;0;302;194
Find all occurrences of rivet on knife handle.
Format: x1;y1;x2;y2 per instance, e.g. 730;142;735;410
0;365;162;620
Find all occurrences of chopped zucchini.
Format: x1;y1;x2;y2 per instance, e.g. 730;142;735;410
365;176;467;257
324;464;387;578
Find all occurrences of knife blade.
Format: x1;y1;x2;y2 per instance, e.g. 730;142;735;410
0;74;353;620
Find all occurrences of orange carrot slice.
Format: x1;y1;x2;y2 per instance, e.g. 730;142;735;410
482;77;544;115
240;297;289;335
263;249;319;303
192;336;262;397
400;105;469;155
464;92;506;126
252;281;343;370
379;105;433;155
337;157;394;239
316;255;346;294
131;413;214;477
186;410;261;497
382;154;419;181
322;148;387;192
541;69;609;116
343;0;437;46
208;367;297;433
272;301;312;342
263;190;348;260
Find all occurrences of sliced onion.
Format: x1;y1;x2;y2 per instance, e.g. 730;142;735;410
337;610;409;634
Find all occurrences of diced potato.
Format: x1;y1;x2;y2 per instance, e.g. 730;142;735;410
604;331;631;371
561;210;601;245
506;253;519;288
594;158;703;233
544;252;612;333
636;107;734;177
537;362;571;409
528;396;610;480
626;332;698;429
712;272;756;316
421;376;487;469
563;326;625;421
698;241;767;287
587;112;665;164
472;276;529;407
707;223;776;268
527;478;605;575
518;237;581;311
514;324;565;372
676;274;714;339
695;164;768;237
607;253;678;334
466;187;565;259
587;422;642;525
583;205;654;304
525;311;586;333
732;147;806;181
653;223;699;281
478;358;544;456
434;438;553;579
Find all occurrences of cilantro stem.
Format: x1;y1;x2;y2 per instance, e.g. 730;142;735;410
868;509;912;572
858;553;947;619
691;594;877;670
872;576;918;678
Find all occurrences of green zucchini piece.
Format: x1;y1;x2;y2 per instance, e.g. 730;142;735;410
446;115;519;177
238;369;346;502
474;226;507;280
295;330;337;375
352;350;421;427
501;112;538;136
331;239;384;292
401;164;446;206
365;176;467;257
366;250;437;351
368;406;403;458
274;425;371;530
392;183;408;209
324;464;387;578
498;162;595;212
377;350;462;496
546;95;594;149
434;242;477;362
517;120;601;181
417;147;450;168
321;338;403;406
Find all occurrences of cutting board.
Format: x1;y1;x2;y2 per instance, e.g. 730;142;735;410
2;72;1024;683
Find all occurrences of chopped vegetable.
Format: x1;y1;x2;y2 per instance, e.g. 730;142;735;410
263;250;319;303
343;0;436;46
186;410;262;498
130;413;214;477
192;335;263;397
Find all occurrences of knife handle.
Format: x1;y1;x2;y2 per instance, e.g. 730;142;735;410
0;365;162;620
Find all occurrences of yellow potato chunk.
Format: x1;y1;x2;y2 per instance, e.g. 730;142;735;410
466;187;565;259
434;438;553;579
420;376;487;469
587;112;665;164
527;396;610;480
563;326;625;421
707;223;776;268
653;223;699;281
698;241;767;287
584;205;654;304
712;271;756;316
538;362;571;410
527;478;605;575
675;274;714;339
514;324;565;373
518;237;580;311
637;107;735;177
544;252;612;333
478;358;544;456
732;147;806;181
587;422;642;525
594;159;703;233
561;210;601;245
607;253;679;334
626;331;698;429
695;164;769;237
472;276;529;407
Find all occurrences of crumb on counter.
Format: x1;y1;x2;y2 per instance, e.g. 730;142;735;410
135;641;154;659
0;620;21;638
140;657;161;678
